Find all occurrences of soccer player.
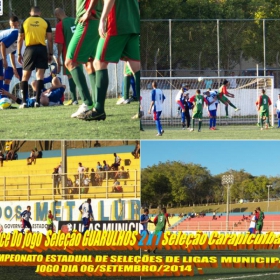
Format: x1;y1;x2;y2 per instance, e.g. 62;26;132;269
189;89;208;132
255;207;264;234
65;0;103;118
204;90;218;130
54;7;79;106
140;208;153;235
175;85;188;129
256;89;272;130
117;62;137;105
275;93;280;128
17;6;53;107
248;210;257;234
148;81;165;136
79;0;141;121
20;206;32;233
217;80;240;118
0;16;20;91
46;210;54;232
79;198;94;234
0;76;65;107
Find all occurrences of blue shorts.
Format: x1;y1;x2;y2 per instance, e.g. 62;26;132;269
47;87;65;104
277;110;280;119
26;97;36;107
248;227;255;234
209;109;217;117
82;217;90;228
153;111;162;121
4;67;23;80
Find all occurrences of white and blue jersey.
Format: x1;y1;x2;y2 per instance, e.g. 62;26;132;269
140;213;150;233
151;88;165;112
21;210;32;222
275;99;280;118
46;87;65;105
0;29;18;59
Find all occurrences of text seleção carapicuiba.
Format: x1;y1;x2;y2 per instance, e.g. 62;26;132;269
0;230;280;252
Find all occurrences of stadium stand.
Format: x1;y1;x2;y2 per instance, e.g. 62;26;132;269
0;151;140;201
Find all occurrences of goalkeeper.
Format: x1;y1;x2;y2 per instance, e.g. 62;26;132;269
217;80;240;118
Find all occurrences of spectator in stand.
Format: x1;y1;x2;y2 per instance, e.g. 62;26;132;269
77;162;85;180
103;160;110;178
94;141;101;147
52;167;60;195
115;166;127;180
131;141;140;159
6;146;14;161
212;211;216;220
90;168;96;186
0;151;4;167
111;153;121;170
111;178;123;193
27;149;36;165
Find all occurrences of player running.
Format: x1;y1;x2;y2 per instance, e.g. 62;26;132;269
217;80;240;118
256;89;272;130
20;206;32;233
79;198;94;234
189;89;208;132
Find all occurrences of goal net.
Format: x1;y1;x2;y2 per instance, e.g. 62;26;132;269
140;76;275;127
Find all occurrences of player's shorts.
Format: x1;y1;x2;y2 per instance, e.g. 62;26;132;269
47;87;65;104
256;223;263;231
4;67;23;80
26;97;36;108
0;60;3;76
192;109;203;119
22;220;32;230
23;45;48;71
248;227;256;234
66;20;99;64
177;100;185;110
153;111;162;121
259;110;269;118
95;34;140;63
217;94;229;104
277;110;280;119
82;217;90;228
208;109;217;117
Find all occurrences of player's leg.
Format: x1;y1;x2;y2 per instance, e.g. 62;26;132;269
260;112;264;129
3;66;14;91
65;21;97;117
277;110;280;128
84;60;96;104
198;112;202;132
177;101;185;128
0;60;3;89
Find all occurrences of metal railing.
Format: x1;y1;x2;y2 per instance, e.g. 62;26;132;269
0;170;140;200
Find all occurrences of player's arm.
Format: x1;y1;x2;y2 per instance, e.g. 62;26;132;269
99;0;116;38
0;42;8;68
9;52;20;79
79;0;100;24
148;89;156;114
89;205;94;220
17;30;25;65
46;20;53;63
166;214;171;227
268;97;272;106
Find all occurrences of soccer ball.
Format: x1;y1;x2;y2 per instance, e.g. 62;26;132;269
198;77;203;82
0;97;12;109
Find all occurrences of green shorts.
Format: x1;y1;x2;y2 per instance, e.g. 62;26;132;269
256;223;263;231
260;110;269;119
192;110;203;119
66;20;99;64
217;95;229;104
95;34;140;63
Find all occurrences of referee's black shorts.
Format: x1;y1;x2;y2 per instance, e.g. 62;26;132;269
23;44;48;71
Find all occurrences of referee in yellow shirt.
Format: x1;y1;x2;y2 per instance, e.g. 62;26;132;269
17;6;53;108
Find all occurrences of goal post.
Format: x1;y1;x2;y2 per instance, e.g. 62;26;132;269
140;76;275;127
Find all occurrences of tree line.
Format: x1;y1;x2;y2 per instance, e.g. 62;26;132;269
141;161;280;208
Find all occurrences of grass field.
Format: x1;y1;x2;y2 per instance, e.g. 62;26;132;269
140;125;280;140
0;100;139;140
142;248;280;280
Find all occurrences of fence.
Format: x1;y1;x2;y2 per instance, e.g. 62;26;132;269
0;170;141;201
141;19;280;87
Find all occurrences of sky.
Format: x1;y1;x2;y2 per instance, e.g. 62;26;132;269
141;140;280;177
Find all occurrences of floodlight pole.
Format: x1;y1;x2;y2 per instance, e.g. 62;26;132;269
266;185;272;212
222;174;234;232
